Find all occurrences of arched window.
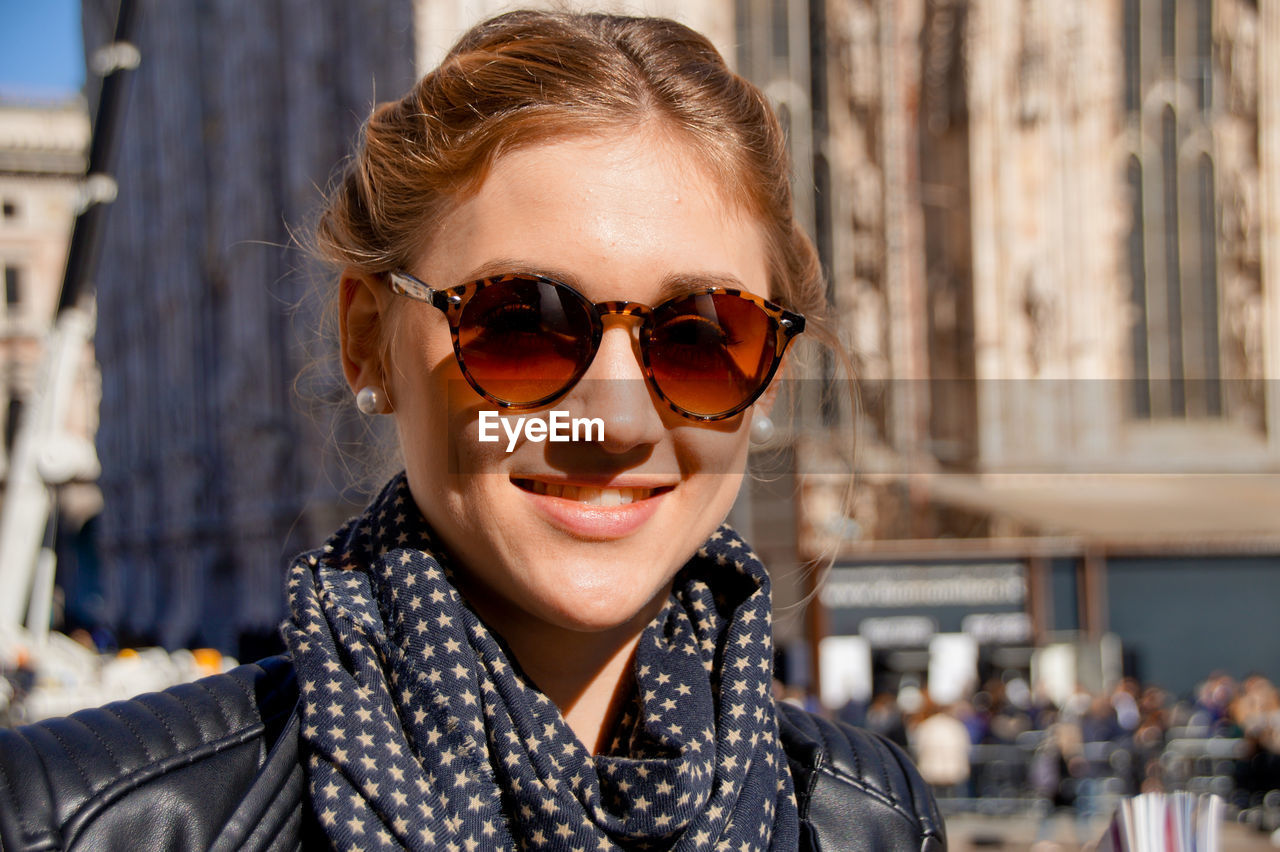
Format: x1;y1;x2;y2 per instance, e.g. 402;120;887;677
1124;0;1221;420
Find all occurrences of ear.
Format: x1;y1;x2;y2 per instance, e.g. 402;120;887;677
339;270;389;396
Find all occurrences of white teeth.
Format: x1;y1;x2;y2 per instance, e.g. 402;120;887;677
523;481;653;504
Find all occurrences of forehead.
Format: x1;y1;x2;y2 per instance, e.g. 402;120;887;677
414;129;770;302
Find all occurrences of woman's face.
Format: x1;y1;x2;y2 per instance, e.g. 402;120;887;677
344;128;773;639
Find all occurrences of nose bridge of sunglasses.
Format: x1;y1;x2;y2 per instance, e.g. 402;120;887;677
585;318;649;381
588;300;649;352
593;300;651;323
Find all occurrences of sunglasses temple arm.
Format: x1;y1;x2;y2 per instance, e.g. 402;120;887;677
389;271;452;311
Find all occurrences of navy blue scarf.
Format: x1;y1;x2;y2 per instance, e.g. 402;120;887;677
283;474;798;850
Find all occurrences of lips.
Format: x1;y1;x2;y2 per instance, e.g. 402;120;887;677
510;476;675;540
512;478;671;506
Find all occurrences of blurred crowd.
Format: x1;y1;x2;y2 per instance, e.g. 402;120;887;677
815;670;1280;826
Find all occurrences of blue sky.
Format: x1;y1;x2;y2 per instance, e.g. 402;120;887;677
0;0;85;98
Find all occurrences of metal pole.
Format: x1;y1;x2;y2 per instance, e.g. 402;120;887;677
58;0;140;315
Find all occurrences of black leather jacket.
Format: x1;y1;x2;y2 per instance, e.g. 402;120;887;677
0;657;945;851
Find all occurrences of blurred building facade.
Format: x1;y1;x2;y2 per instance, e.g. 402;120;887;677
0;98;100;572
801;0;1276;538
801;0;1280;700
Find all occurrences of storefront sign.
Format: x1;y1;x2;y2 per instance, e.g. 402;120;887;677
820;563;1026;609
859;615;938;647
961;612;1032;644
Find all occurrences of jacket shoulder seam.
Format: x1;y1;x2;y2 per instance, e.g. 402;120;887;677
0;731;59;850
801;714;924;831
60;720;266;845
880;732;935;833
109;700;160;765
812;760;922;828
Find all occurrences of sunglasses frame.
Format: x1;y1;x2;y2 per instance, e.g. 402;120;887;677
387;271;805;421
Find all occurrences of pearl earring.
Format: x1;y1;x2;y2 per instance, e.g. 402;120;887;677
750;413;775;445
355;386;384;415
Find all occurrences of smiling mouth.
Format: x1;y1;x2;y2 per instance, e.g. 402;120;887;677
511;478;674;506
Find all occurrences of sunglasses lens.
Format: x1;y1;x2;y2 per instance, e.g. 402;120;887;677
648;293;776;417
456;277;595;404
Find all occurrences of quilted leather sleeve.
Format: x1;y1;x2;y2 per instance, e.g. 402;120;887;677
0;656;297;852
778;703;947;852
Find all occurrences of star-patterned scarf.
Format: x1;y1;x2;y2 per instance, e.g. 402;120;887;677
282;473;798;851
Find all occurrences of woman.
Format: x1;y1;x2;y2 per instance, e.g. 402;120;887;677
0;11;943;851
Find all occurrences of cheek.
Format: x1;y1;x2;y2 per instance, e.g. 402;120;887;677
383;308;455;407
451;408;515;478
678;420;751;473
675;422;752;506
387;313;469;490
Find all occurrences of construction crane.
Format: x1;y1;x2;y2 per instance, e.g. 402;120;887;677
0;0;139;654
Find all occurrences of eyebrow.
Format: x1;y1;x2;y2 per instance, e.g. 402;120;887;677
455;259;751;301
655;272;748;300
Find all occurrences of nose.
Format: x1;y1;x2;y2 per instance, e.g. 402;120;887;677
566;324;667;452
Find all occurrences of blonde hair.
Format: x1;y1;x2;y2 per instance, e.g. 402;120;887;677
315;9;831;344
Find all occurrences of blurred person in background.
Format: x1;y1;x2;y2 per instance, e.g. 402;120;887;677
1081;692;1121;744
0;10;945;851
1110;678;1142;740
911;695;972;799
986;675;1034;745
1234;675;1280;802
865;688;911;749
1191;671;1239;735
1134;685;1172;794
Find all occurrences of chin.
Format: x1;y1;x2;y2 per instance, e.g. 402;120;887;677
531;573;670;635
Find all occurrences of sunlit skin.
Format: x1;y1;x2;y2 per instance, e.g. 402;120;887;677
340;126;778;751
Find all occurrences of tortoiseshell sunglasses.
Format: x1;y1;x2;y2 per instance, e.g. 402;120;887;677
388;271;805;422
